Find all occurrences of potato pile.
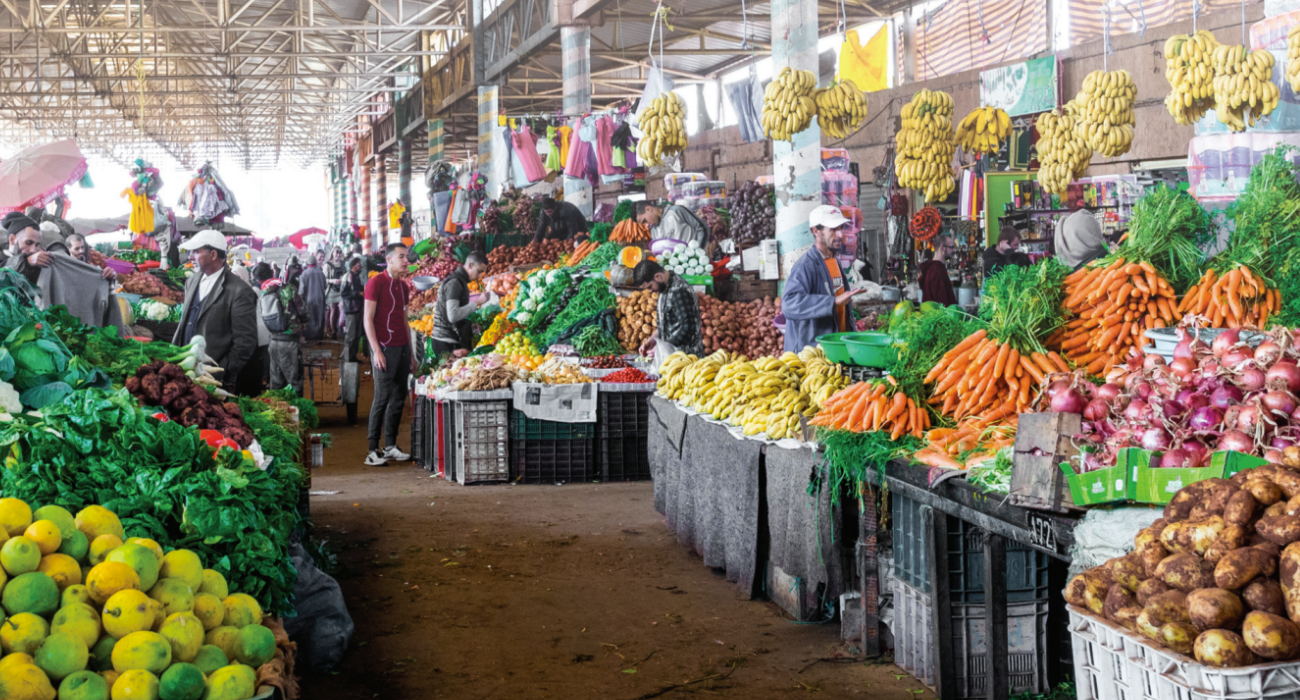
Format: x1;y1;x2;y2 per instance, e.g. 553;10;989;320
697;294;783;358
1067;457;1300;668
616;291;657;351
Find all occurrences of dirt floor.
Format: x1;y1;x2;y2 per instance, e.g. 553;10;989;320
297;380;933;700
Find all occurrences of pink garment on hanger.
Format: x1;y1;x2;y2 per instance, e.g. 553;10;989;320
512;126;546;183
594;117;616;176
564;118;591;179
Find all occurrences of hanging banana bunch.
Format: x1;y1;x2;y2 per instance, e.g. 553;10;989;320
1036;103;1092;196
761;67;818;142
636;92;688;166
954;106;1012;155
813;79;869;140
1288;26;1300;93
894;89;956;203
1073;69;1136;158
1211;43;1280;131
1164;30;1219;125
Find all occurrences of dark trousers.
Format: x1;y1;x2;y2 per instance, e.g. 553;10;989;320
269;338;303;396
429;337;466;356
236;345;268;397
342;312;362;360
368;343;411;451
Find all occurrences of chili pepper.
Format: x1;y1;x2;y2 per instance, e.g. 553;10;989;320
601;367;655;383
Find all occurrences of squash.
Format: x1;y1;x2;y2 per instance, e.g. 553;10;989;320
620;246;644;267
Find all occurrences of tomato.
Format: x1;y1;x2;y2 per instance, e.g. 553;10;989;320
198;429;239;452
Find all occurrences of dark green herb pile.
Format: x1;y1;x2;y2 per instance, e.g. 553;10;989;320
589;223;613;244
811;429;924;503
978;258;1070;355
573;324;624;357
1116;184;1213;293
613;200;633;223
889;306;980;405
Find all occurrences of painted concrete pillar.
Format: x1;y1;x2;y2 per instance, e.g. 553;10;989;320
345;172;357;238
428;118;444;162
479;85;500;200
376;158;389;246
359;164;372;250
561;26;592;217
398;137;412;238
771;0;820;263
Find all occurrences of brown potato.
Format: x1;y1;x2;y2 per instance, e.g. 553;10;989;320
1161;517;1226;556
1286;494;1300;516
1158;553;1215;592
1285;446;1300;469
1165;483;1212;522
1146;590;1191;626
1187;588;1245;631
1105;583;1139;622
1135;525;1163;551
1245;478;1284;506
1113;605;1142;632
1224;490;1259;526
1242;611;1300;660
1216;548;1274;590
1137;578;1172;606
1257;542;1283;559
1195;629;1260;667
1159;621;1200;655
1138;541;1169;579
1136;609;1162;641
1108;555;1144;592
1083;574;1109;615
1203;482;1240;513
1273;471;1300;498
1260;516;1300;546
1243;579;1287;616
1281;543;1300;593
1266;502;1291;519
1064;574;1090;608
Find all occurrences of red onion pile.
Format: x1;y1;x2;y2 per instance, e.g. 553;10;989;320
1061;327;1300;472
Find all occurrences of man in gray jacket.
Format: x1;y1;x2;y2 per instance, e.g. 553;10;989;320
173;230;259;392
430;252;488;356
635;200;708;247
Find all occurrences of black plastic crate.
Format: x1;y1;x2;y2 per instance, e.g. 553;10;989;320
835;363;884;383
510;410;596;440
511;438;594;483
947;516;1051;604
411;397;429;468
597;392;650;438
598;434;650;481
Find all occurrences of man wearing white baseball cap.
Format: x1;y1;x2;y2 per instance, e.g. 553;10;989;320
781;205;868;353
174;230;259;393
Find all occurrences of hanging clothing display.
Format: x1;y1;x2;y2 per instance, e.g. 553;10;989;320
558;125;572;166
564;118;592;179
512;125;547;183
123;189;155;235
594;117;617;177
388;201;406;230
544;126;562;171
178;162;241;225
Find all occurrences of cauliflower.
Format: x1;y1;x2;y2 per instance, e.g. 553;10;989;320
522;299;536;311
530;287;546;301
517;311;532;324
546;270;559;284
143;301;169;321
0;380;21;413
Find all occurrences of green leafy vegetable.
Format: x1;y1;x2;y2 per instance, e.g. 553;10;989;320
888;306;979;405
1117;184;1213;293
613;201;633;223
810;429;924;504
966;446;1013;494
978;258;1070;355
572;325;624;357
589;223;613;244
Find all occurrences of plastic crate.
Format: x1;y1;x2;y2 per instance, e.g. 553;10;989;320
1067;605;1300;700
451;400;510;484
510;409;596;440
893;578;1050;698
411;397;429;468
597;391;649;437
511;439;593;484
598;434;650;481
891;495;1049;601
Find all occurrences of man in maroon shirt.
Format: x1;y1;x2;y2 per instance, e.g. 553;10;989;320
363;243;413;466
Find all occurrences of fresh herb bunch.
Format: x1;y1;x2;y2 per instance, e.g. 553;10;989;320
966;446;1013;494
613;200;633;223
540;277;617;346
589;223;613;244
573;324;624;357
811;429;924;503
1115;184;1212;293
889;306;979;404
978;258;1070;355
261;386;320;429
1216;147;1300;277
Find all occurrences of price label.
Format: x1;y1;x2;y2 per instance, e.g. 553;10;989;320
1027;512;1058;553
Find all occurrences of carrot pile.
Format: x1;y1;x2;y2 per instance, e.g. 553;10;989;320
915;419;1018;470
567;240;602;266
610;219;651;242
923;329;1066;421
1177;265;1279;329
809;379;929;439
1052;257;1177;375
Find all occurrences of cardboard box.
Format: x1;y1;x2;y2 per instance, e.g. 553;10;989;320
1126;447;1226;505
1210;450;1269;478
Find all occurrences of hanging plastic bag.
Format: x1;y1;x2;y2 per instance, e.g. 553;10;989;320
726;68;766;143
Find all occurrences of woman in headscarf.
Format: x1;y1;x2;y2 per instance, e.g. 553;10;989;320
1055;207;1110;271
299;249;328;340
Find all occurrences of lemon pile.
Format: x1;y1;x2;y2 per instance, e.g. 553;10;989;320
495;332;538;357
0;498;274;700
1163;30;1219;124
895;89;956;202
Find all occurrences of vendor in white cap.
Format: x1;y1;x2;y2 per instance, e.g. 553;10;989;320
781;205;868;353
174;230;259;393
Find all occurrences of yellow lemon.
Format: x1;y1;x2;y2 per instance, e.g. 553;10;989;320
0;498;33;537
109;669;158;700
1;537;42;576
87;536;124;567
30;507;75;544
102;591;154;639
85;563;140;606
0;661;57;700
0;652;34;670
231;625;275;668
50;605;101;650
201;628;238;663
198;570;228;600
157;614;203;664
36;554;81;591
109;632;170;675
146;580;193;618
22;522;61;556
219;595;262;629
73;507;123;543
61;585;93;609
146;600;164;633
1;614;50;655
157;552;202;592
200;664;254;700
105;546;159;592
190;594;224;631
124;540;163;565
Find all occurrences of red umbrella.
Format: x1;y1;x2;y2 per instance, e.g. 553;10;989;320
0;139;89;213
288;227;327;250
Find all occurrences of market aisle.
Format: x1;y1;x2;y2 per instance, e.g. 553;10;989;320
296;387;932;699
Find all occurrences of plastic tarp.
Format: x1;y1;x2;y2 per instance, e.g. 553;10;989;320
1066;507;1162;579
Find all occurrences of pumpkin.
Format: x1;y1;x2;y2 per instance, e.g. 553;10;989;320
620;246;644;267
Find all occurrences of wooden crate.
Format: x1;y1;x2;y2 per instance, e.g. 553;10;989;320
718;274;778;303
1008;412;1083;514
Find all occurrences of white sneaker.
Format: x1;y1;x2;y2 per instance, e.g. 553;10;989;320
364;450;389;466
382;446;411;462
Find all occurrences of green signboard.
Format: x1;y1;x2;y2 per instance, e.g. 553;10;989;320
980;56;1059;117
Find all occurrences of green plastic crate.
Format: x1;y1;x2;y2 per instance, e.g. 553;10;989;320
510;410;596;440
